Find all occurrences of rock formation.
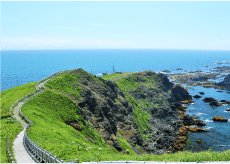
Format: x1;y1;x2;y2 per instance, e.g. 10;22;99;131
212;116;228;122
54;69;207;155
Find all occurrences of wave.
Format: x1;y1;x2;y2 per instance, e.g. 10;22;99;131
206;127;214;130
96;73;103;76
217;145;230;147
205;119;214;122
195;113;206;116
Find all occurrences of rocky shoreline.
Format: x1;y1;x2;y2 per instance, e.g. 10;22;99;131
168;66;230;91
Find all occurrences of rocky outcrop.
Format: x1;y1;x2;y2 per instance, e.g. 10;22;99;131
212;116;228;122
209;101;222;106
62;69;205;155
193;95;201;98
215;74;230;90
197;139;202;144
202;97;217;102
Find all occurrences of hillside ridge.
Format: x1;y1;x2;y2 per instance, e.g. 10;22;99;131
44;68;206;155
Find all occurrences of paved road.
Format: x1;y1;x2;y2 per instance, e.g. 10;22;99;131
13;128;36;163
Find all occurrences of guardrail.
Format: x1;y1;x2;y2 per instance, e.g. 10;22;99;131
11;70;78;163
6;135;16;163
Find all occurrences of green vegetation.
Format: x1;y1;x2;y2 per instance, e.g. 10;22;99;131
101;72;130;80
46;73;83;100
37;70;66;86
1;82;36;163
118;130;124;135
125;93;151;139
117;134;135;155
115;74;153;139
21;89;117;161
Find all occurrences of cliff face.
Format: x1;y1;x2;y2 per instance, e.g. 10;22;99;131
50;69;199;155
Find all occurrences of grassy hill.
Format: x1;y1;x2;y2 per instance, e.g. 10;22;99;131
1;82;36;163
1;69;230;162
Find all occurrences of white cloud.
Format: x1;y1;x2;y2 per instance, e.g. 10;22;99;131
48;26;78;30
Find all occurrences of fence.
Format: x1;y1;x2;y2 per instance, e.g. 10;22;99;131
10;70;78;163
6;135;16;163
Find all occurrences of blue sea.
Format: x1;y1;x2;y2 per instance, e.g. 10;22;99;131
1;49;230;152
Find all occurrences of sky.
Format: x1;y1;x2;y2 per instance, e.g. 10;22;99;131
1;1;230;50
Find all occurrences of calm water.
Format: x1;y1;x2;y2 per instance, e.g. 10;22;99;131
1;49;230;152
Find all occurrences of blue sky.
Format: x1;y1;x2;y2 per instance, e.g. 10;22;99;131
1;1;230;50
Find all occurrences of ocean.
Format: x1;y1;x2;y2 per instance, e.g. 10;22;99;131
1;49;230;152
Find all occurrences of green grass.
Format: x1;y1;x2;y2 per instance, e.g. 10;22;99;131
101;72;130;80
125;93;151;139
0;82;36;163
46;73;83;99
117;134;135;155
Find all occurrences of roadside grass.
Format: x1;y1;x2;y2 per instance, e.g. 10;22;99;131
101;72;130;80
0;82;36;163
45;72;83;99
37;70;68;86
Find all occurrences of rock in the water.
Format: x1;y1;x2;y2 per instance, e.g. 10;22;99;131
217;90;223;92
220;100;228;102
162;70;171;73
176;68;183;71
188;127;208;132
182;106;187;109
199;92;205;95
209;101;222;106
227;92;230;94
180;100;194;104
193;95;201;98
212;116;228;122
197;139;202;144
226;108;230;111
202;97;217;102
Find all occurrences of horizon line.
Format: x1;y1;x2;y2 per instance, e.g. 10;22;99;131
1;48;230;51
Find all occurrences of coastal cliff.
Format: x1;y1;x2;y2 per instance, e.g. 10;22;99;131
46;69;206;155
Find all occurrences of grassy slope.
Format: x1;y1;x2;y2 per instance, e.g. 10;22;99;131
0;82;36;163
3;71;230;162
101;72;130;80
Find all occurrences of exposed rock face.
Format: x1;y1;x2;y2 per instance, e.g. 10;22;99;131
212;116;228;122
209;101;222;106
64;69;204;155
190;75;208;81
202;97;217;102
193;95;201;98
